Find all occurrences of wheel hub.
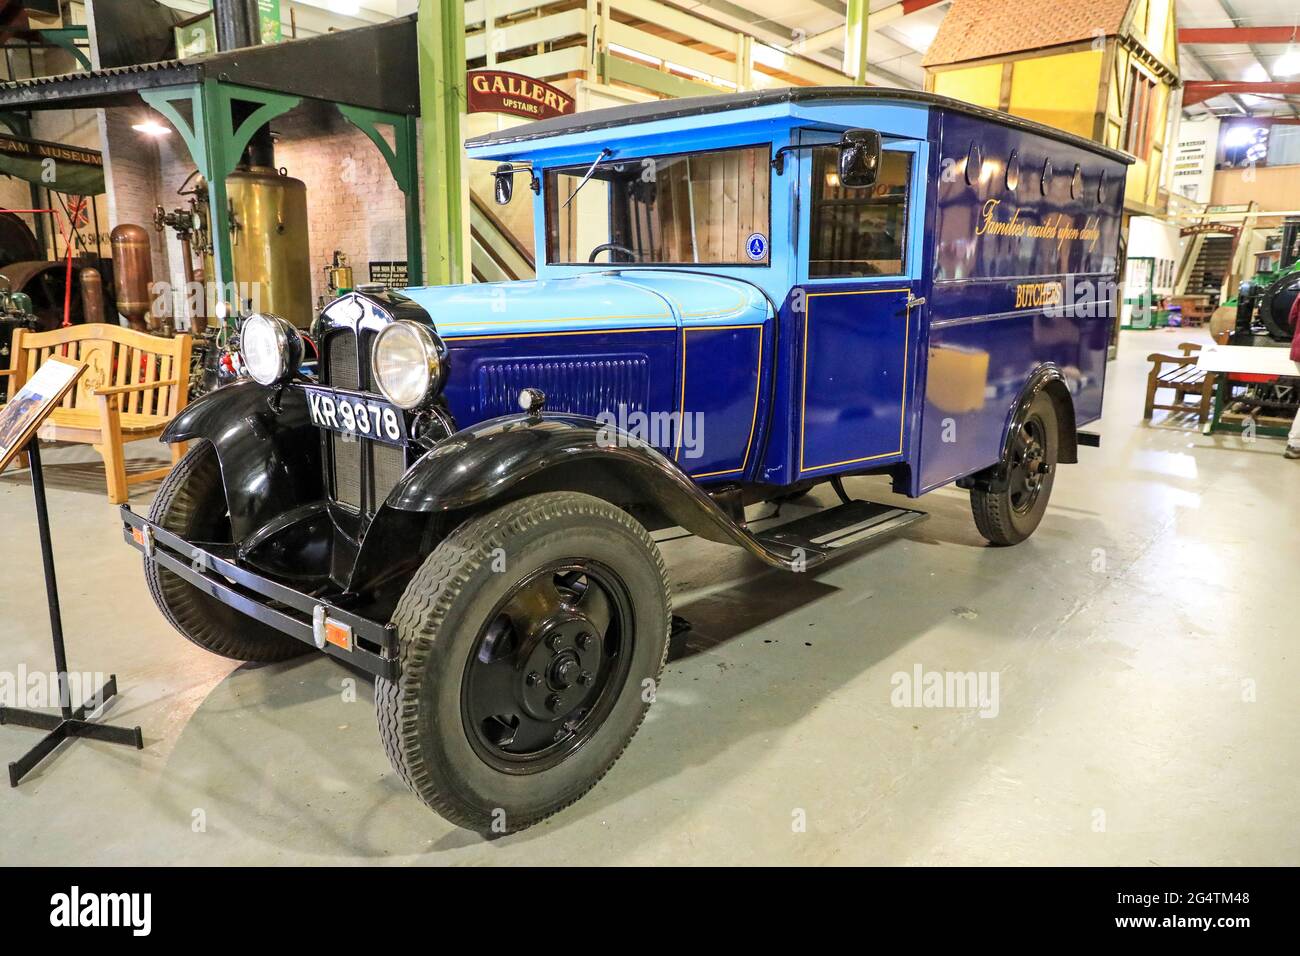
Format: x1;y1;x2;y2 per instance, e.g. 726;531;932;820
462;560;632;772
1009;419;1051;512
520;611;604;720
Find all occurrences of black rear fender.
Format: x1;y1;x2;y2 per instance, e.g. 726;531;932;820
958;364;1079;493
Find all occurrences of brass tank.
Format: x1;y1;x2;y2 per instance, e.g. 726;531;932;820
110;224;154;332
227;165;313;328
79;266;107;324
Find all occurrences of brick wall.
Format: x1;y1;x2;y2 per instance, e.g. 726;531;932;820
100;107;168;312
270;101;411;304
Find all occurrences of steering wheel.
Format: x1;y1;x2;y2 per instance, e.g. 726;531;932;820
588;243;640;263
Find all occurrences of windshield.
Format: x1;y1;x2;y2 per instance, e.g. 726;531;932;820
544;144;771;266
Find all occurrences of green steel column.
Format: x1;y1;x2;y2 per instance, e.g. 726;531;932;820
844;0;869;86
403;114;425;286
418;0;468;286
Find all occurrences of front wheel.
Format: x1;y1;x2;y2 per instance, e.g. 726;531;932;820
970;390;1059;545
144;440;308;662
376;492;671;832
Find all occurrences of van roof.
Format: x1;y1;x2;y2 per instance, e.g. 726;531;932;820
466;86;1134;165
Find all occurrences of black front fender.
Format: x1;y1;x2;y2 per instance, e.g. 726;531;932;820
163;380;323;540
379;413;792;568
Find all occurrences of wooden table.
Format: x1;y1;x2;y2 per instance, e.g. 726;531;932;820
1196;344;1299;437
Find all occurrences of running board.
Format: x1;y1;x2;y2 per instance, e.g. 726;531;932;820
753;499;926;568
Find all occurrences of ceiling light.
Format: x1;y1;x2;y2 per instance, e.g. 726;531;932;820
131;120;171;137
1275;47;1300;77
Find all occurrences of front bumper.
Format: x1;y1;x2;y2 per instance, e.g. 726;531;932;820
121;506;399;679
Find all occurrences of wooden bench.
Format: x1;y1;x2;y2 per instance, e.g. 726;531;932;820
4;324;191;503
1144;342;1216;424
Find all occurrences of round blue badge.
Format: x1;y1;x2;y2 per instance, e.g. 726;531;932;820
746;233;768;261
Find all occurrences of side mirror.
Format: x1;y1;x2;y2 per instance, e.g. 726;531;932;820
838;129;881;188
493;163;515;205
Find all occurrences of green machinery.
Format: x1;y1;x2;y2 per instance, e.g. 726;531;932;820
1230;217;1300;344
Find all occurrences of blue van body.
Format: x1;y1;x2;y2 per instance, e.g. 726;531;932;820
126;87;1130;682
407;87;1128;499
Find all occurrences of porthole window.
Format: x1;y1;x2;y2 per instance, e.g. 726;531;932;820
1071;164;1084;200
1040;158;1054;195
1097;169;1108;203
965;141;983;185
1006;150;1020;191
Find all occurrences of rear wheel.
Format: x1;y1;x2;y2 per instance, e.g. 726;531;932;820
970;391;1058;546
144;441;307;662
376;492;671;833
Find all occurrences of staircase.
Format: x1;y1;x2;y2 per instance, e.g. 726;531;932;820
1185;235;1234;297
470;193;535;282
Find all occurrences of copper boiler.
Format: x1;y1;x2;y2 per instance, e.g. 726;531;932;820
110;224;154;332
227;165;313;329
79;266;107;324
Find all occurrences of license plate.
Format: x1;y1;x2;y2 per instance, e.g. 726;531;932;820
304;386;407;445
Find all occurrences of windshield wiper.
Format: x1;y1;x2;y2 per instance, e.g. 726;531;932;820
562;147;613;210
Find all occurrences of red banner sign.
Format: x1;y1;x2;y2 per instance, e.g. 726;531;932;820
467;70;575;121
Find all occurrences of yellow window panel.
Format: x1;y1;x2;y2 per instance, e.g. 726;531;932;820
1008;50;1103;140
932;63;1003;109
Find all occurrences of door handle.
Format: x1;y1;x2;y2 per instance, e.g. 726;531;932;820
907;294;926;309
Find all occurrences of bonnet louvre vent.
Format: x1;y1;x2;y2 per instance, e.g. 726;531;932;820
476;356;650;420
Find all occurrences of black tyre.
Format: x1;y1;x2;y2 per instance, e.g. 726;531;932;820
144;441;307;662
376;492;671;833
970;391;1059;546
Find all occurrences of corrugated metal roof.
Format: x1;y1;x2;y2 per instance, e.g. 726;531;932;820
0;16;418;115
0;58;188;91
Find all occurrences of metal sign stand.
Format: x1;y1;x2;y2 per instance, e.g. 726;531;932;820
0;440;143;787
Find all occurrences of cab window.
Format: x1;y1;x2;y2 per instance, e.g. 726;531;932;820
544;144;771;265
808;148;910;278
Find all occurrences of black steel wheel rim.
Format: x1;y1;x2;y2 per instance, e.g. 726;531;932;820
1008;415;1050;515
461;559;635;774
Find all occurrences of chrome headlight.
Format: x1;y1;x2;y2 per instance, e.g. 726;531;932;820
371;320;445;410
240;313;302;386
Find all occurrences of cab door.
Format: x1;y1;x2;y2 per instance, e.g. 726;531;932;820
794;130;925;478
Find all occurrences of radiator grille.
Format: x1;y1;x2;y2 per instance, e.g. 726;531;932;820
370;442;407;505
327;333;360;389
331;434;364;509
323;329;403;513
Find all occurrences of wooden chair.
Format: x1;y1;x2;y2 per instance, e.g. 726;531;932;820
4;324;191;503
1144;342;1216;424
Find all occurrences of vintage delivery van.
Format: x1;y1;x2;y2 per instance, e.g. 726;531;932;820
123;88;1128;832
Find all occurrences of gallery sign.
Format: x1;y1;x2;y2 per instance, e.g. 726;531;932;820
467;70;574;121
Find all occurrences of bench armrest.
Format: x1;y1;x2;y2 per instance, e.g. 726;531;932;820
92;379;182;397
1146;353;1197;364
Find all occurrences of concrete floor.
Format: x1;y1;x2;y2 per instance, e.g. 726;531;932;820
1;329;1296;865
